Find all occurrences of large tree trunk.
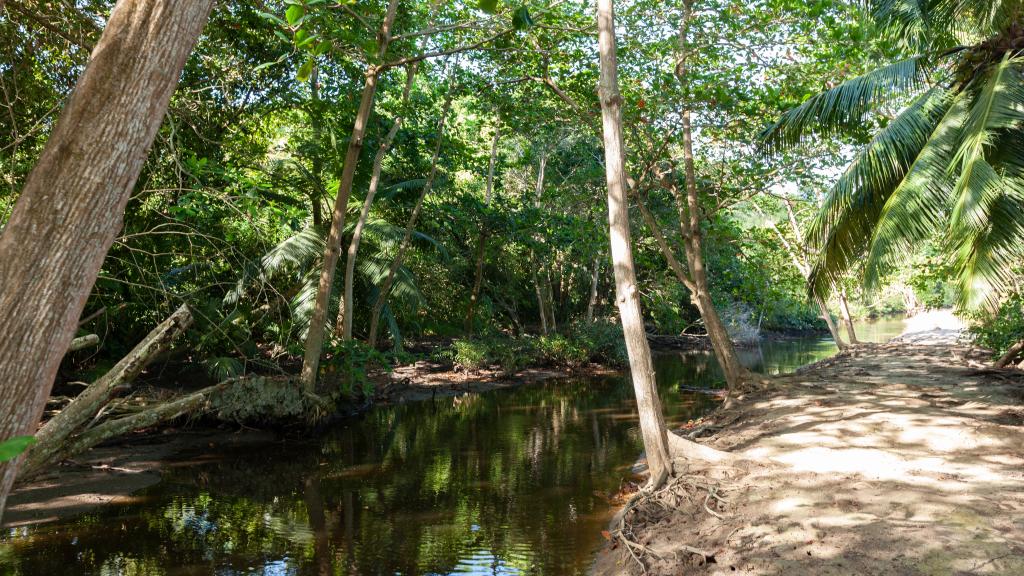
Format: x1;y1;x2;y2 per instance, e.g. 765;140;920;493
0;0;212;521
596;0;672;487
300;0;400;391
367;96;453;348
338;64;416;340
19;305;193;478
465;122;500;335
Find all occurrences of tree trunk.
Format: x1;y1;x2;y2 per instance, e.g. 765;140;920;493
67;334;100;353
816;294;846;348
465;122;500;335
55;378;236;465
20;305;193;478
996;339;1024;368
673;5;744;392
838;289;860;344
586;257;600;323
338;63;416;340
0;0;212;521
596;0;672;487
368;96;453;348
300;0;400;391
532;256;550;334
309;63;325;229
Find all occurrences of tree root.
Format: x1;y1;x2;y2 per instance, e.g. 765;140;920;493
610;464;729;574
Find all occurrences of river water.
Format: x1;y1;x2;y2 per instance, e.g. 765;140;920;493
0;318;906;576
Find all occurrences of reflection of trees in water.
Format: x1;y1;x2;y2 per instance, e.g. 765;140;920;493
1;370;724;576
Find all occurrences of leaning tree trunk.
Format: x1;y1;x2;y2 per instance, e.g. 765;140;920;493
19;305;193;478
368;96;453;348
300;0;400;391
465;122;500;335
0;0;212;521
338;63;417;340
596;0;672;487
837;289;860;344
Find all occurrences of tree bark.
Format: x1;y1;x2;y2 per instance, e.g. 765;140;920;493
20;305;193;478
465;122;500;335
338;63;416;340
0;0;212;521
586;257;601;323
838;289;860;344
67;334;100;353
596;0;672;487
674;4;744;392
996;339;1024;368
300;0;400;391
367;95;453;348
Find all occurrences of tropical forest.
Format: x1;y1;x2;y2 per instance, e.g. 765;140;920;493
2;0;1024;574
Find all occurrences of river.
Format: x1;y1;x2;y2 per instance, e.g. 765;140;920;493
0;317;906;575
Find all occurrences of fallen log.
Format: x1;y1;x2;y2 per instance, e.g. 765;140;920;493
67;334;100;353
57;378;237;463
996;339;1024;368
20;305;193;478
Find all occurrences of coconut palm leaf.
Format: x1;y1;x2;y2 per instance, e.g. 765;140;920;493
805;87;952;294
761;56;930;152
860;89;968;288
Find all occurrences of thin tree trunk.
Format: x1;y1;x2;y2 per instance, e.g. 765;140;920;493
465;122;500;335
838;289;860;344
596;0;672;487
67;334;100;353
674;3;743;392
338;64;416;340
586;257;600;323
368;96;453;348
20;305;193;478
0;0;212;520
752;202;845;347
309;63;325;228
300;0;400;391
531;150;553;334
532;256;549;334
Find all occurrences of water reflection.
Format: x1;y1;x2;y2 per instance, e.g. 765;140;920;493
0;318;905;576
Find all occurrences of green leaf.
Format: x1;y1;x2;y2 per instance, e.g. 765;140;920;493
512;6;533;30
479;0;499;13
297;58;314;83
285;4;305;25
257;11;287;27
314;40;332;55
0;436;35;463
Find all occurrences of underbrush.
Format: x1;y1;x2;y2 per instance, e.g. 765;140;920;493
433;321;627;373
966;291;1024;359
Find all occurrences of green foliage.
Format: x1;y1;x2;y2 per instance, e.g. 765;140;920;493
436;322;626;374
0;436;35;463
967;292;1024;359
322;340;391;397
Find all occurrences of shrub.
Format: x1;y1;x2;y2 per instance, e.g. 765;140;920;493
966;292;1024;359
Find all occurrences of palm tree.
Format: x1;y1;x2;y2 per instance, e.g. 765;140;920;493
762;0;1024;310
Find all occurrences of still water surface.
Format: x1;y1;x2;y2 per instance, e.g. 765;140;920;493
0;318;906;576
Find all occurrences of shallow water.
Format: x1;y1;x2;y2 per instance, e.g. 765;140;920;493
0;318;905;576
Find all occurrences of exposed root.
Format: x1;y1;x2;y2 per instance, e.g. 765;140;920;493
610;464;730;574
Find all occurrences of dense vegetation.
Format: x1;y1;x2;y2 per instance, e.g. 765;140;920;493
2;0;1024;519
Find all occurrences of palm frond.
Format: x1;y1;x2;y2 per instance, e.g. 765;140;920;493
761;57;930;153
861;89;969;287
947;56;1024;309
806;87;952;295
